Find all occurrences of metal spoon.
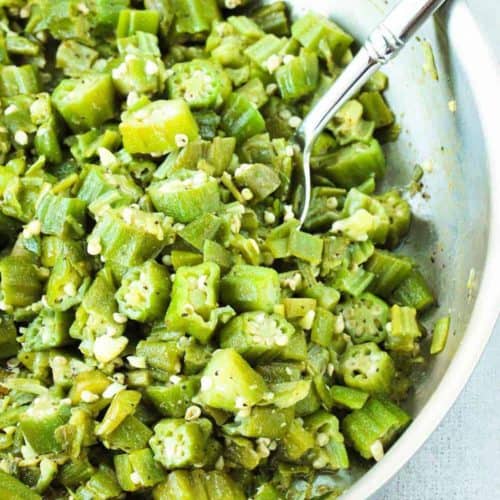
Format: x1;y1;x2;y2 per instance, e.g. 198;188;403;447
294;0;449;226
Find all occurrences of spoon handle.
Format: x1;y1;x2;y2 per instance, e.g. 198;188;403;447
298;0;448;148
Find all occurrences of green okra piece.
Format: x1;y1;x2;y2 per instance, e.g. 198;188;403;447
336;263;373;296
120;99;199;155
56;40;99;77
194;109;222;140
20;395;72;455
96;390;142;437
244;34;288;70
310;307;344;351
265;219;301;259
149;418;214;469
196;348;268;411
168;59;232;109
228;15;265;40
171;250;204;269
75;465;122;500
224;436;261;470
153;470;208;500
303;284;341;312
69;370;112;404
219;311;296;362
237;78;269;109
52;74;117;132
58;458;96;488
366;250;413;298
0;65;39;97
145;377;200;417
221;93;266;143
276;49;319;102
22;308;73;351
342;397;410;460
204;471;246;500
336;293;390;345
179;213;222;251
144;0;174;39
0;313;18;359
330;385;369;410
340;342;395;395
93;0;131;32
386;305;421;353
90;208;168;272
430;315;451;355
304;410;349;470
136;339;183;374
165;262;232;343
331;100;375;146
266;379;311;408
49;352;92;389
280;418;315;461
69;128;121;163
102;415;153;452
114;448;166;492
234;162;281;201
149;169;220;224
359;91;395;129
118;30;162;57
0;470;41;500
111;52;166;96
171;0;221;39
203;239;234;271
224;406;294;439
0;254;44;308
376;190;411;249
116;260;171;322
337;188;390;245
283;297;316;320
116;9;161;37
292;12;353;63
70;268;125;355
288;229;324;265
36;192;87;238
322;139;386;189
391;269;435;312
251;2;290;36
220;265;281;313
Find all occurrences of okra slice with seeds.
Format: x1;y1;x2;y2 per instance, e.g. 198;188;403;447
168;59;232;109
116;260;171;322
219;311;296;362
149;169;220;224
120;99;199;155
340;342;395;395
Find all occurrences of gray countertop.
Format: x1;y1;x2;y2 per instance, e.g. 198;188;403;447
375;2;500;498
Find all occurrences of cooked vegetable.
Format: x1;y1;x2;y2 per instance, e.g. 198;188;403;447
0;2;446;497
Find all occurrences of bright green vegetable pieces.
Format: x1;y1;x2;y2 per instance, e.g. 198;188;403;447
20;396;71;454
114;448;166;491
116;260;171;322
168;59;232;109
52;74;116;132
149;418;214;468
165;262;232;343
219;311;296;362
336;293;390;345
196;348;267;411
386;305;421;352
117;9;161;37
342;397;410;460
149;169;220;224
430;315;451;355
0;470;41;500
340;342;395;395
120;99;199;155
220;264;280;313
221;93;266;143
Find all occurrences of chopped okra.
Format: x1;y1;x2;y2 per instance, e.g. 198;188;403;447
0;1;448;497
